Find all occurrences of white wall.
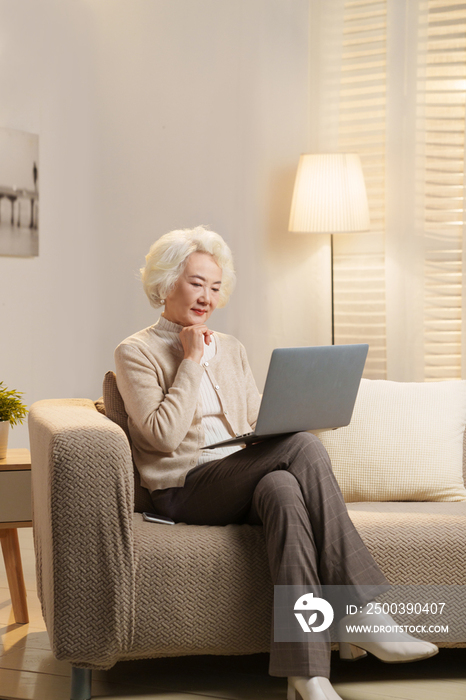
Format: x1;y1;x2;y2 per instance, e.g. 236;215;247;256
0;0;330;449
0;0;102;448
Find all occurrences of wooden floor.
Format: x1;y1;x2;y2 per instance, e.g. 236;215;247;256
1;529;465;700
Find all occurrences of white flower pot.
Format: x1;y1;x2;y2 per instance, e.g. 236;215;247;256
0;421;9;459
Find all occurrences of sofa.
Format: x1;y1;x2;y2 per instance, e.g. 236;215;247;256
28;377;466;700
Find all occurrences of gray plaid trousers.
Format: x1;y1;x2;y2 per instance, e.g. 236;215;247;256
151;432;389;677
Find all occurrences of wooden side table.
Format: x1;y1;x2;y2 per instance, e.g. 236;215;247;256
0;448;31;624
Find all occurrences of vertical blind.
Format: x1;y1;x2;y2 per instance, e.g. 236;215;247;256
324;0;466;380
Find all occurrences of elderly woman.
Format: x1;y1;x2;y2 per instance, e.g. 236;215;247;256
115;226;437;700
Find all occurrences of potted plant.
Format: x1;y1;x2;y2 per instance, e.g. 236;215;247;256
0;382;28;459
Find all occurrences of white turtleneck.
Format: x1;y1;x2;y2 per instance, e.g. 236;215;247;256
155;315;242;465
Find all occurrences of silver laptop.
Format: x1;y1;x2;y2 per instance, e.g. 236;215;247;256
203;344;368;449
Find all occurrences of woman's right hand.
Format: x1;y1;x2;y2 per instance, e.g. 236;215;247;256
179;324;213;364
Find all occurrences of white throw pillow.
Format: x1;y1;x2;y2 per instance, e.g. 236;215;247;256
315;378;466;502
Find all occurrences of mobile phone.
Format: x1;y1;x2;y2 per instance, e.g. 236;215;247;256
142;511;175;525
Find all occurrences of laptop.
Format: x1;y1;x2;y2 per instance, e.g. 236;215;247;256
203;343;368;449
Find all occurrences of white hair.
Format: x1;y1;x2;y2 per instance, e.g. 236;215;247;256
141;226;236;309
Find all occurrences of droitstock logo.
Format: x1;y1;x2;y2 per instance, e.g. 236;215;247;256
275;584;466;643
294;592;334;633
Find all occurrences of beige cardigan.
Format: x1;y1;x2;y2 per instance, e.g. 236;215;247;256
114;324;261;492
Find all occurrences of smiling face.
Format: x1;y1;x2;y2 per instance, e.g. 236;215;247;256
163;251;222;327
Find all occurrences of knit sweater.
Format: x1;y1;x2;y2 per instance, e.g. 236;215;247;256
114;320;261;492
143;316;243;465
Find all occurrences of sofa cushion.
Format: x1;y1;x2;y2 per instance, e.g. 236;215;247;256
316;378;466;502
129;516;272;658
347;501;466;584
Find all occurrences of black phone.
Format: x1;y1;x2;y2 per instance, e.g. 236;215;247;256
142;512;175;525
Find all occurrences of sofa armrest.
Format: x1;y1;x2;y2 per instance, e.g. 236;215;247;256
28;399;135;669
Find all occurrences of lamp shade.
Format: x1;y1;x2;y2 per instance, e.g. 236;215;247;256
288;153;370;233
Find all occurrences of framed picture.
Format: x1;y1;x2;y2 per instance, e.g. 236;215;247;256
0;127;39;257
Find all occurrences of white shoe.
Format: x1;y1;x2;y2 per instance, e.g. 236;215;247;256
287;676;343;700
338;604;439;663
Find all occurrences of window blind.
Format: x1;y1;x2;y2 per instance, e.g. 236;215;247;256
419;0;466;380
334;0;388;379
329;0;466;381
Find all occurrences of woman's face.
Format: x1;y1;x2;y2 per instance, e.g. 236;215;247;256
163;251;222;327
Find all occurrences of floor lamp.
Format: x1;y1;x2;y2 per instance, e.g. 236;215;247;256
288;153;371;345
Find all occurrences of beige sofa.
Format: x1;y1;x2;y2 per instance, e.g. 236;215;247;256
28;393;466;700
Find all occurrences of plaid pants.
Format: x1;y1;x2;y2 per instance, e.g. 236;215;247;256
150;432;389;677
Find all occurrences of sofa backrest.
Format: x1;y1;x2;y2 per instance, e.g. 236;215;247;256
101;371;153;513
463;430;466;485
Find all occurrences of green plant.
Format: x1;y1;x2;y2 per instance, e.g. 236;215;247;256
0;382;28;427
